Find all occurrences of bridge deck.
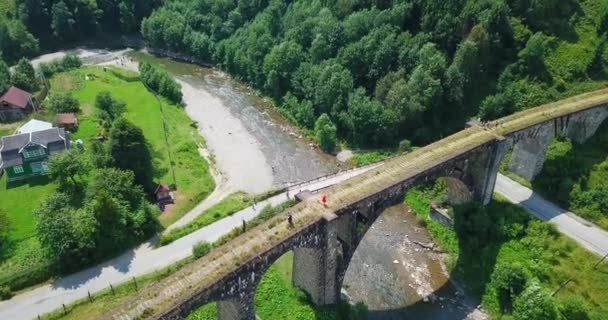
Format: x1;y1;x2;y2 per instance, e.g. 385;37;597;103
106;87;608;319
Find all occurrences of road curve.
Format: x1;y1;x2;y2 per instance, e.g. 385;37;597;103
495;173;608;257
0;165;379;320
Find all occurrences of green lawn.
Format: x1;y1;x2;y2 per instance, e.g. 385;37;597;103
160;192;252;245
187;251;358;320
50;67;215;227
0;174;55;290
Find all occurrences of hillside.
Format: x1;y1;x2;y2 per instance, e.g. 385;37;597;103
141;0;608;149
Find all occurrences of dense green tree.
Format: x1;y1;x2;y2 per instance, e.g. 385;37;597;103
263;40;305;99
95;91;126;126
35;193;97;268
512;279;559;320
118;0;137;33
86;168;145;211
343;88;397;146
84;190;129;255
0;20;39;63
90;140;112;168
137;0;607;149
109;118;154;190
518;32;547;75
314;113;337;153
48;149;91;187
0;60;10;93
314;62;353;115
139;62;182;103
282;94;315;128
51;1;76;40
48;92;80;113
11;58;37;92
17;0;157;41
491;262;529;308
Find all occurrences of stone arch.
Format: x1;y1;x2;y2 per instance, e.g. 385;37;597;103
442;177;474;205
506;105;608;180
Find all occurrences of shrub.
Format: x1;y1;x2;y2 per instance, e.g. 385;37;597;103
491;262;529;308
192;241;212;258
559;295;590;320
513;279;559;320
314;113;337;153
398;139;412;152
349;302;368;320
48;92;80;113
39;54;82;77
139;62;182;103
0;286;12;300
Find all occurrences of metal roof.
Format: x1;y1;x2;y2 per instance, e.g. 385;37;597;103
0;86;32;109
16;119;53;134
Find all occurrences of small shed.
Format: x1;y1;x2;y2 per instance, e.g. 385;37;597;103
154;183;174;204
56;113;78;130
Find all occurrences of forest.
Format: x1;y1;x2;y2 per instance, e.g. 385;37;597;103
139;0;608;149
2;0;607;148
0;0;159;63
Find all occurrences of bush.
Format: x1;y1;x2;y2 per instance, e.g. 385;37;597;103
349;302;368;320
0;286;12;300
559;295;590;320
513;279;559;320
39;54;82;78
192;241;212;258
314;113;337;153
139;62;182;103
491;262;529;308
48;92;80;113
398;139;412;152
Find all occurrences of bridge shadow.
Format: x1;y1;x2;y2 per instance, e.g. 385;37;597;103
530;121;608;210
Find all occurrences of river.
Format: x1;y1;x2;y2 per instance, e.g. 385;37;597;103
343;204;487;319
127;51;339;194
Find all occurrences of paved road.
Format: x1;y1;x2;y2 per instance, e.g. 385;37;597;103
0;165;379;320
495;173;608;256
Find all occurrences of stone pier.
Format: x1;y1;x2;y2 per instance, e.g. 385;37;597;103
508;106;608;181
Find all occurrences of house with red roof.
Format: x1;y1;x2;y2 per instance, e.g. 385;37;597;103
0;86;37;122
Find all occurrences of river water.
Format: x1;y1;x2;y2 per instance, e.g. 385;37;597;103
343;204;487;319
127;51;339;194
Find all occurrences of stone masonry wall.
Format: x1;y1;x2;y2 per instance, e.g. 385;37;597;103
507;105;608;180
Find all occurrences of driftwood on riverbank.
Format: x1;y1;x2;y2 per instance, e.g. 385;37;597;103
411;240;444;253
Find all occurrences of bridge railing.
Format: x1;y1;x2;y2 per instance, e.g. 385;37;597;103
282;160;387;191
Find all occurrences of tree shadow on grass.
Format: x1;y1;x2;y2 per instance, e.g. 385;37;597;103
51;237;144;290
5;175;54;190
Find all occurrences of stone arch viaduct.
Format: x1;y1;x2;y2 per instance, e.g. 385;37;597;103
104;88;608;320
